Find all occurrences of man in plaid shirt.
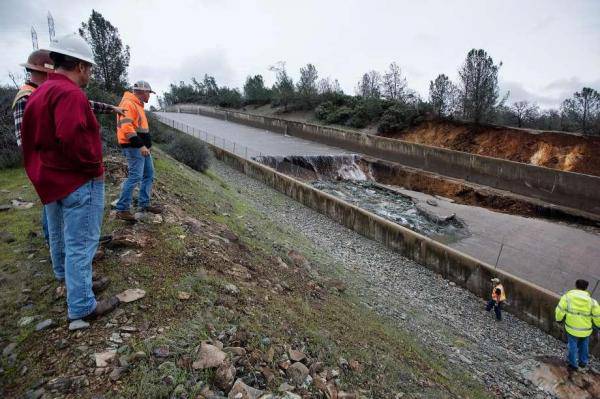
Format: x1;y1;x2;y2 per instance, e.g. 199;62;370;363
12;49;124;244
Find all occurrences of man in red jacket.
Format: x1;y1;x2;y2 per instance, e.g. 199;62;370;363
21;33;119;323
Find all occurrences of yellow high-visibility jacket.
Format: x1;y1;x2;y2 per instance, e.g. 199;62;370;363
555;289;600;337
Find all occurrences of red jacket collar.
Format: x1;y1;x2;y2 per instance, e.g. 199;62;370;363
48;73;80;88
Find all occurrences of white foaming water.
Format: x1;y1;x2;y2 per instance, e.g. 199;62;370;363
337;163;368;181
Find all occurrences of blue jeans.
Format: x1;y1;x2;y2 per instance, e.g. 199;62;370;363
45;179;104;319
41;206;49;244
116;148;154;211
567;333;589;368
486;300;503;320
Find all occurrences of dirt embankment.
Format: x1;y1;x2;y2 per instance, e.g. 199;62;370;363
380;120;600;177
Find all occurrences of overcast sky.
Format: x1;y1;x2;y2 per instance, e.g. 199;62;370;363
1;0;599;108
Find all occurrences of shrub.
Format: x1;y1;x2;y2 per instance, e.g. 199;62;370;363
148;114;175;144
348;98;383;128
377;103;427;134
315;101;335;121
165;133;211;172
0;85;21;169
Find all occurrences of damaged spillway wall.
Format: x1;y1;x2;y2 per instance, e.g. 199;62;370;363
254;154;370;181
256;154;468;243
172;105;600;217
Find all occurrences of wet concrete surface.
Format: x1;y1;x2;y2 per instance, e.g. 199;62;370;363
159;112;352;157
158;112;600;299
391;186;600;300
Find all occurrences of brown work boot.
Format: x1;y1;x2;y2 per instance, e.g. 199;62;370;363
141;204;162;214
116;210;137;222
92;277;110;294
76;296;120;322
56;277;110;297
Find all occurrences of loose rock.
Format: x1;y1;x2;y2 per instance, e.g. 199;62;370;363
18;315;37;327
177;291;191;300
109;367;126;382
214;361;236;391
35;319;56;331
288;349;306;362
11;199;34;209
95;351;117;367
68;319;90;331
286;362;309;386
116;288;146;303
153;346;170;358
227;379;264;399
224;283;239;296
3;343;17;357
192;342;226;369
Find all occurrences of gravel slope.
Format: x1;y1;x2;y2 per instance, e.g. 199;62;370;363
207;157;595;399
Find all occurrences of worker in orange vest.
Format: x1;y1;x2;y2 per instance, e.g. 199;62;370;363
486;277;506;321
114;81;162;221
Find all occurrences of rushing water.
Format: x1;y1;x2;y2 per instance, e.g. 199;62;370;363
255;155;370;181
256;154;468;241
311;180;469;242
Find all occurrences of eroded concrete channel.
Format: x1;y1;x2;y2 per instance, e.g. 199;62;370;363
157;111;600;302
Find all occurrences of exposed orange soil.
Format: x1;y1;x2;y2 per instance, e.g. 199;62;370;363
380;120;600;177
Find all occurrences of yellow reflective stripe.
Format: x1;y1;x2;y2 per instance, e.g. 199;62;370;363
125;132;138;139
118;118;134;127
565;323;592;332
136;128;149;133
565;292;594;315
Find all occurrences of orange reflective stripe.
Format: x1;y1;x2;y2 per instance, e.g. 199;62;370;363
117;117;134;127
11;84;36;108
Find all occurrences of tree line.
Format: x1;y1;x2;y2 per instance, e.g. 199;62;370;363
162;49;600;136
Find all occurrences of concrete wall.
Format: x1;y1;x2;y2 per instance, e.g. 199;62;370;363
158;113;599;356
170;104;600;216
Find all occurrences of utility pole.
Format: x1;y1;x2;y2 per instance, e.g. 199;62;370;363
31;26;38;49
47;11;55;43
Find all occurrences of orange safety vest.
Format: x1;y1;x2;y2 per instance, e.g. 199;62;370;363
492;284;506;302
11;83;37;109
116;91;149;145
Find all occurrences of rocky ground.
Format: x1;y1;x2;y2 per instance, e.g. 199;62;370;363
211;157;600;399
0;149;494;398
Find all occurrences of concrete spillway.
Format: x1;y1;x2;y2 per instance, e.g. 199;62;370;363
157;111;600;300
159;112;351;157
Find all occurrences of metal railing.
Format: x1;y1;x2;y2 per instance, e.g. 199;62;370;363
155;113;264;160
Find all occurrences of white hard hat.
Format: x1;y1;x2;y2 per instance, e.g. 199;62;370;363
44;33;96;65
133;80;155;93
